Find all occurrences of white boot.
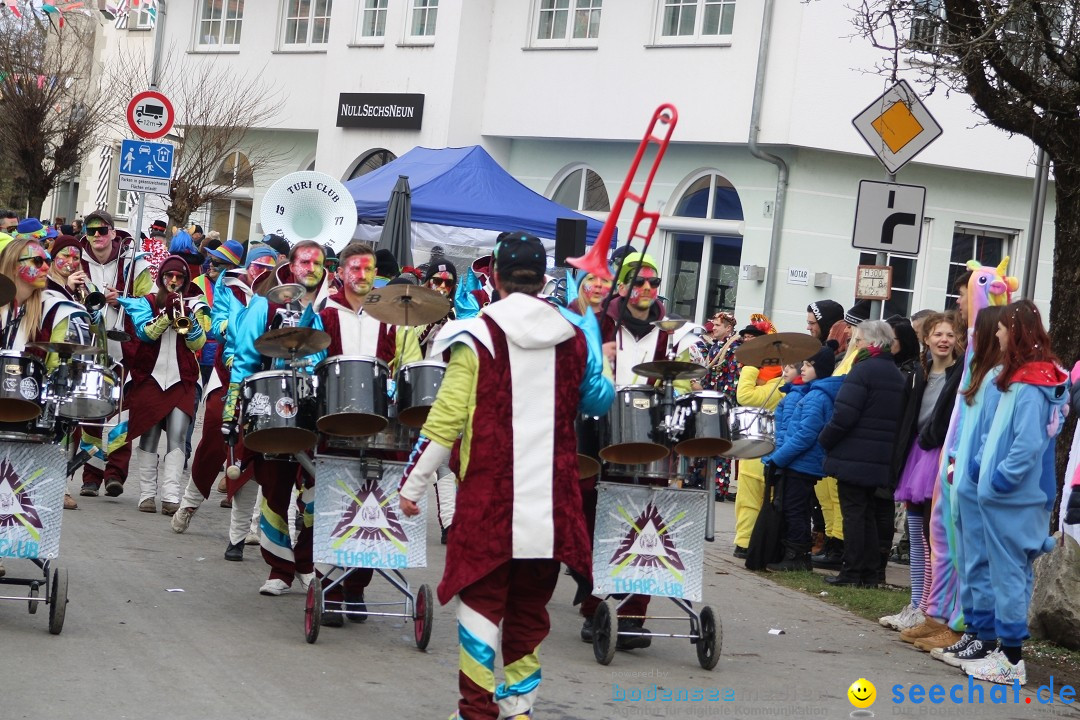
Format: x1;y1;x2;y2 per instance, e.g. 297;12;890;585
134;447;159;504
230;482;258;546
179;476;204;512
246;486;263;544
159;448;186;515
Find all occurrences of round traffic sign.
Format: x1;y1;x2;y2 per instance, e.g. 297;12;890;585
126;90;174;140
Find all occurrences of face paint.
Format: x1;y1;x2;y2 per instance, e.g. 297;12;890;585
53;246;81;276
341;254;376;297
291;247;325;289
426;270;454;297
162;270;186;294
581;273;612;307
86;224;113;253
247;260;274;286
627;267;659;310
17;244;50;288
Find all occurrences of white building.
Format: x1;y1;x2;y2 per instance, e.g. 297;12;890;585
68;0;1054;332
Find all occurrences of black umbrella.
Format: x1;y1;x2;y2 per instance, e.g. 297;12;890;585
378;175;414;270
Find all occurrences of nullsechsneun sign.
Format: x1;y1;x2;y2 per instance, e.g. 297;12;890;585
337;93;424;130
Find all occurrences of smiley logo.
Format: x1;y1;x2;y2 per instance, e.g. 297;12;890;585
847;678;876;708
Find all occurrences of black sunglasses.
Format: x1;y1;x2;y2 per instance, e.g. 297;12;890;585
428;277;454;287
18;256;47;268
87;226;111;236
631;277;661;288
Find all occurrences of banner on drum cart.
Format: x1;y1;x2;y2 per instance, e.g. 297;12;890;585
592;483;708;602
312;457;428;570
0;442;66;560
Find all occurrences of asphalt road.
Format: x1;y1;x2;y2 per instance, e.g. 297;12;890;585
3;460;1077;719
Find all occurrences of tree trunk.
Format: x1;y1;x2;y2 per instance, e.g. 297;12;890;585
1049;162;1080;528
26;193;47;221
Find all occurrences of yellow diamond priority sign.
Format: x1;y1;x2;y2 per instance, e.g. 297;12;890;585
853;80;942;174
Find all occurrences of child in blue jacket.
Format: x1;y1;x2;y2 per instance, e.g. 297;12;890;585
763;341;843;571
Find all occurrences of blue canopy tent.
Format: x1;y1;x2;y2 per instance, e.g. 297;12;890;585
344;146;608;259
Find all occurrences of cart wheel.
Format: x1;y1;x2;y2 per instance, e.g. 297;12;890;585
48;567;68;635
414;584;433;650
695;605;721;670
304;582;323;644
28;583;39;614
592;598;619;665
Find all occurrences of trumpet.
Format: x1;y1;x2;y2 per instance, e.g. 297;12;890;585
168;292;192;336
174;314;192;336
75;282;108;315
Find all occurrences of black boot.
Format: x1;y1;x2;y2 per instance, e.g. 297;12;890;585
766;542;812;572
224;541;244;562
812;538;844;570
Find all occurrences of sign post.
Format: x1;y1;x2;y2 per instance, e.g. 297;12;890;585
117;139;174;196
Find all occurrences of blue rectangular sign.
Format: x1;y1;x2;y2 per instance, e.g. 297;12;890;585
119;139;173;179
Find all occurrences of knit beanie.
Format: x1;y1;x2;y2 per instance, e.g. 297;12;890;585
806;340;838;378
844;299;872;327
807;300;844;339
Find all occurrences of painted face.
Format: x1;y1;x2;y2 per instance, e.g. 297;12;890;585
161;269;186;294
53;246;81;277
626;267;660;310
426;270;455;297
85;223;114;253
341;254;376;297
206;263;222;281
927;321;957;363
996;321;1009;352
580;273;612;307
247;260;274;286
291;247;325;289
17;243;50;288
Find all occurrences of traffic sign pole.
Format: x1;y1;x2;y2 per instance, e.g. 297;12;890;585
869;170;897;320
131;2;168;249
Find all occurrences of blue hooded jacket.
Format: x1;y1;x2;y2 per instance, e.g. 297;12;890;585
763;374;842;477
770;380;807;453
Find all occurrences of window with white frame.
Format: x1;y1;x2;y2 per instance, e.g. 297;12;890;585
116;189;136;218
859;251;917;319
534;0;602;45
945;226;1012;309
656;0;736;43
551;167;610;212
134;5;156;29
357;0;387;40
210;152;254;242
197;0;244;48
282;0;333;48
408;0;438;39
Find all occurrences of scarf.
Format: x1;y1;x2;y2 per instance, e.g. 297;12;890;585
853;345;893;365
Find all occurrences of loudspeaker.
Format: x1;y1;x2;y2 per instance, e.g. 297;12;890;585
555;218;587;268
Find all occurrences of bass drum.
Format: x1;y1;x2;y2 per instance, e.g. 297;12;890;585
0;350;45;422
396;361;446;428
674;391;732;457
315;355;389;437
600;385;667;465
242;370;317;454
725;407;775;459
55;360;119;420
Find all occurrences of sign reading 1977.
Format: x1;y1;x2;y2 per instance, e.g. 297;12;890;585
337;93;424;130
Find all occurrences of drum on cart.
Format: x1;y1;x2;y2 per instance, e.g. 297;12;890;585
242;369;317;454
674;391;732;458
0;350;45;422
315;355;390;437
725;407;775;459
604;453;673;481
396;361;445;428
54;359;119;420
601;385;668;465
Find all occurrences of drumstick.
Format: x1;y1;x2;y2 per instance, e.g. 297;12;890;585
629;351;649;385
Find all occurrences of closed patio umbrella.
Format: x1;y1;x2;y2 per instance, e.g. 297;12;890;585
378;175;414;270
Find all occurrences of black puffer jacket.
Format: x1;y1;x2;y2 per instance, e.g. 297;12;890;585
889;361;962;484
818;353;905;487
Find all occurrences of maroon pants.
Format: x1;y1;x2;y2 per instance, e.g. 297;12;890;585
457;559;560;720
254;455;313;584
190;386;252;499
579;476;650;619
80;426;132;488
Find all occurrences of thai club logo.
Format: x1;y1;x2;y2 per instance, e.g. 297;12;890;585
331;477;408;550
0;458;43;539
609;502;686;577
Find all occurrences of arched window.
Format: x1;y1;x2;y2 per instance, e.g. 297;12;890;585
551;166;610;212
214;151;253;187
348;149;396;180
210;151;254;242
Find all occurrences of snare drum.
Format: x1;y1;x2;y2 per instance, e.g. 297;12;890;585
55;360;119;420
725;407;775;459
600;385;668;465
605;454;673;481
242;370;317;454
675;391;732;457
315;355;390;437
0;350;45;422
396;361;446;428
0;413;56;443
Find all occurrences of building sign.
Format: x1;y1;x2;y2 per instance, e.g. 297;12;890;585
787;267;810;286
336;93;424;130
855;265;893;301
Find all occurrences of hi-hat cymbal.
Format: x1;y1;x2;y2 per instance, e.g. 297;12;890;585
265;283;307;305
26;340;96;355
0;274;14;307
735;332;822;368
254;326;331;359
652;317;687;333
361;284;451;327
632;360;707;382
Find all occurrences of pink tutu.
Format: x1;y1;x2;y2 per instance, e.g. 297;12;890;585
894;439;942;504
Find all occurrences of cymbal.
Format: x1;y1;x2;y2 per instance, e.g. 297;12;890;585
0;274;13;307
361;284;451;327
652;317;687;333
735;332;822;368
265;283;306;305
26;340;96;355
632;360;707;382
254;326;331;359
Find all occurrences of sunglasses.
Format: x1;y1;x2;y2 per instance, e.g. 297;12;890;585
631;277;661;288
87;226;110;236
19;256;49;268
428;277;454;287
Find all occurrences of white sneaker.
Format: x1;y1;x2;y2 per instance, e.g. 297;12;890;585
895;604;925;631
879;605;907;629
259;579;291;596
296;572;315;592
170;506;197;534
964;650;1027;685
245;531;259;546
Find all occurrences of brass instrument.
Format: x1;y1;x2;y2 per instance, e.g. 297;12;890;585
170;293;192;336
75;282;107;315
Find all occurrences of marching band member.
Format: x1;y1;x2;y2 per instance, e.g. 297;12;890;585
77;210;152;499
119;256;209;516
399;233;613;720
171;246;278;562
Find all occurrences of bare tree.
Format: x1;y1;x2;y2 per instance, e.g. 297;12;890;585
852;0;1080;508
0;11;106;217
106;47;287;228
